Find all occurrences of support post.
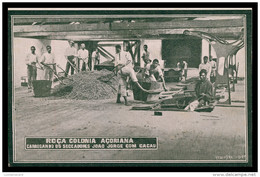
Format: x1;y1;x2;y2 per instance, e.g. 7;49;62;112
227;67;231;104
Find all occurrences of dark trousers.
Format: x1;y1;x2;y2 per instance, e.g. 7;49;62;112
27;64;37;88
65;56;75;77
81;62;87;71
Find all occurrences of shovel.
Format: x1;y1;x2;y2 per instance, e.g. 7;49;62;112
41;63;65;84
56;64;73;81
97;60;132;83
65;57;78;73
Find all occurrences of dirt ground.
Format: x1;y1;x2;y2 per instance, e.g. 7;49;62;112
13;80;247;163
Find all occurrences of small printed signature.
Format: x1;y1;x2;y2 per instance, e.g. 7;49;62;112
3;174;23;176
215;155;246;160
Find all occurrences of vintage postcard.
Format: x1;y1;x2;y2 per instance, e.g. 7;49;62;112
6;6;255;170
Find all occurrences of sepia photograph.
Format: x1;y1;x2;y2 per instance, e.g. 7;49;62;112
5;4;256;171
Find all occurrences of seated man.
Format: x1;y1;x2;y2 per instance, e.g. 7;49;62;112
195;69;214;107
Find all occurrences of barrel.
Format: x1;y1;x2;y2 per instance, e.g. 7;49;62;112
32;80;52;97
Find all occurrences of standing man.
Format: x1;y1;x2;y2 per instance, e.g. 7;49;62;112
177;59;188;81
64;41;77;77
78;43;89;71
195;69;214;107
92;48;100;70
209;56;217;83
142;44;150;63
114;45;138;106
25;46;39;91
199;56;211;80
41;45;56;81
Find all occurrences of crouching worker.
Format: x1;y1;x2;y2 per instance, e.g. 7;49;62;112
195;69;214;107
148;59;168;91
114;45;138;106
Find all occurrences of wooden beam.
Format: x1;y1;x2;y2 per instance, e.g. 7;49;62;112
13;23;110;33
13;17;192;25
14;27;243;39
13;19;243;33
97;45;115;60
111;19;243;30
13;15;244;24
17;32;242;41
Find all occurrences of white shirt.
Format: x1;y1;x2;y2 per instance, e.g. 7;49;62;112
177;61;188;70
209;60;216;70
65;46;77;56
78;49;89;60
148;65;164;81
120;66;138;82
142;51;150;60
114;52;131;66
92;51;99;58
144;62;151;75
41;52;55;64
25;53;38;65
199;62;211;79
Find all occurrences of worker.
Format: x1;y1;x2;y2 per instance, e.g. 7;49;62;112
209;56;217;83
64;40;77;77
199;56;211;80
195;69;214;107
41;45;56;81
25;46;40;91
114;44;138;106
142;57;152;81
148;59;167;91
92;48;100;70
77;43;89;71
141;44;150;63
177;59;188;81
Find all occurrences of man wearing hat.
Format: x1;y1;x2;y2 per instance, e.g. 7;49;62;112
64;40;77;76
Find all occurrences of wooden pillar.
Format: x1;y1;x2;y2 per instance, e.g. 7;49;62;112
209;43;211;58
227;66;231;104
232;55;235;91
137;40;141;66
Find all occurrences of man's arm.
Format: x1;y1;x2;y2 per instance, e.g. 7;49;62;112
40;54;45;65
157;67;168;91
195;82;200;98
208;64;212;78
198;64;202;71
64;47;68;57
36;55;44;69
53;54;57;73
160;75;168;91
25;54;30;65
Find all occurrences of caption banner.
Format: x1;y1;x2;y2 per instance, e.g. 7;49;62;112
25;137;158;150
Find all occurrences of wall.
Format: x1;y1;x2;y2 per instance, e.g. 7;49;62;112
97;40;163;68
13;38;70;88
162;39;202;68
140;40;162;67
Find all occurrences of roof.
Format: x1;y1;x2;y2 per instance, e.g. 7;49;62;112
13;14;244;41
